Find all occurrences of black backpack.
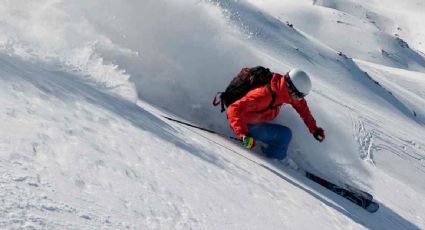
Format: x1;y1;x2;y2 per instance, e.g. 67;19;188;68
213;66;275;113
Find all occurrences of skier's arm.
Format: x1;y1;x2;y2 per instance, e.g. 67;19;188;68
291;98;317;134
227;89;270;139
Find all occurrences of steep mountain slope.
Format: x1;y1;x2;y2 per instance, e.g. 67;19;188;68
1;0;425;229
1;54;423;229
248;0;425;71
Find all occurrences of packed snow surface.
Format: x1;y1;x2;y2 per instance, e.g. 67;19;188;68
0;0;424;229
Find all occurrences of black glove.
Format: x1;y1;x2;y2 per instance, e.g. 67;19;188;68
313;127;325;142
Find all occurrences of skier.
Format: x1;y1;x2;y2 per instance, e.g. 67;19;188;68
226;68;325;160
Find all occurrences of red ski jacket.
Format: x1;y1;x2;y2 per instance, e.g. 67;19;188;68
227;73;317;139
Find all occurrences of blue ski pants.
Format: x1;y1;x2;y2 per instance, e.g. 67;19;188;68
248;123;292;160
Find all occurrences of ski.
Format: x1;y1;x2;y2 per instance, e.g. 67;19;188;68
305;171;379;213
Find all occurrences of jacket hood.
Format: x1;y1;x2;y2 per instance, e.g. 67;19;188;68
270;73;291;105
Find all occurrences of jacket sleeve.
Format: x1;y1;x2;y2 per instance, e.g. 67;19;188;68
291;98;317;134
226;88;271;139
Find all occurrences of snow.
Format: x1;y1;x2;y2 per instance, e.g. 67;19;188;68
1;0;425;229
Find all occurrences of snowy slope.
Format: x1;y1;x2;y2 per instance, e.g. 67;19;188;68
1;0;425;229
248;0;425;71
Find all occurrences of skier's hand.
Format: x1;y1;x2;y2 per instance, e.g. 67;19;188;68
313;127;325;142
242;135;256;150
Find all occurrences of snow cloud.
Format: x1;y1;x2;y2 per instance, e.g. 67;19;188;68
0;0;266;130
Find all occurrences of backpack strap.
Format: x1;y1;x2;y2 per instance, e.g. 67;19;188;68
212;92;226;112
252;85;276;113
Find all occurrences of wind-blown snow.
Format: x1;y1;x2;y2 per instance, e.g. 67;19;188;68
0;0;424;229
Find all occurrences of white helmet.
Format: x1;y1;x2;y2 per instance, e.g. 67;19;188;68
287;69;312;96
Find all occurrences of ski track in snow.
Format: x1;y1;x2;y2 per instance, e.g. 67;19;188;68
314;86;425;172
353;118;376;166
352;114;425;170
314;86;425;194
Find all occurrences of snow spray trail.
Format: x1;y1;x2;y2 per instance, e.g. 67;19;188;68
0;0;138;101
